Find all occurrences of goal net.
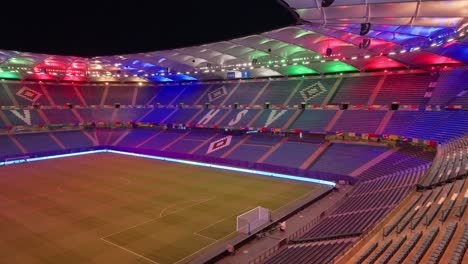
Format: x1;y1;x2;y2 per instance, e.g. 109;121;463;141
236;206;271;234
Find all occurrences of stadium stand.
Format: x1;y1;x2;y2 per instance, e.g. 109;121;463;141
309;143;387;175
265;239;355;264
42;109;79;124
218;109;260;127
104;85;134;105
288;78;337;106
250;109;295;129
76;85;104;105
0;135;23;157
0;69;466;264
13;133;61;153
291;110;337;132
255;80;299;105
429;68;467;106
134;85;159;105
330;75;381;105
43;84;83;105
263;142;320;168
331;110;385;134
0;83;15;106
224;81;266;105
373;73;435;105
5;82;50;106
53;130;94;149
175;83;211;105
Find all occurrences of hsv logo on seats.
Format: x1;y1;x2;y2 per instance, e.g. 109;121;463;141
207;136;232;154
299;82;326;102
16;87;42;102
208;86;227;102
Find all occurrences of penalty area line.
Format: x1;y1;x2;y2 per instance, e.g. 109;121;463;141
100;238;161;264
101;196;216;240
174;229;239;264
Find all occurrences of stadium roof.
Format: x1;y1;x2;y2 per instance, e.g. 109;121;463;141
0;0;467;83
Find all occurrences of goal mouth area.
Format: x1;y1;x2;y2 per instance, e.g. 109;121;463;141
237;206;272;235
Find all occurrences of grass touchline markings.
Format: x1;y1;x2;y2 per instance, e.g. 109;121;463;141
192;232;218;242
194;206;254;235
174;229;239;264
159;197;215;217
100;238;161;264
101;196;216;239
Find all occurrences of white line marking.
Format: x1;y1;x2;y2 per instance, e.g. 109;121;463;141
119;177;131;184
173;229;239;264
159;197;213;218
193;232;217;242
102;196;215;239
101;238;161;264
195;206;253;235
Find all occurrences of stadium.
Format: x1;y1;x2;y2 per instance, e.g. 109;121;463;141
0;0;467;263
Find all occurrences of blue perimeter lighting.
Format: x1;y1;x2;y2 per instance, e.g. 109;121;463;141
107;150;336;187
0;150;107;166
0;149;336;187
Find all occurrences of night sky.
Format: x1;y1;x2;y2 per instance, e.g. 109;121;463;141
1;0;297;57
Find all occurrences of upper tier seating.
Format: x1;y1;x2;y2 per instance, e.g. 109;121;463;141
150;85;186;105
330;75;381;105
45;84;83;105
374;74;435;105
224;82;265;105
429;68;468;106
104;85;134;105
174;84;211;105
254;80;299;105
196;84;237;105
5;83;50;106
134;85;159;105
76;85;104;105
288;78;337;106
0;83;15;106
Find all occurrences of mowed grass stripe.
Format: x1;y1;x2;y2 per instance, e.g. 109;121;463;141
0;153;319;264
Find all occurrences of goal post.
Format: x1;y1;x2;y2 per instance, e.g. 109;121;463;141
236;206;271;234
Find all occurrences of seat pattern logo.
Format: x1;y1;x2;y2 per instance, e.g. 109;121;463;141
207;136;232;154
299;82;327;102
16;87;42;102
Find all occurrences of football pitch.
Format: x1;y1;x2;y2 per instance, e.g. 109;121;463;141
0;153;321;264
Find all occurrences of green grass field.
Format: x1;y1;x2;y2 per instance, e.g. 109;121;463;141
0;153;320;264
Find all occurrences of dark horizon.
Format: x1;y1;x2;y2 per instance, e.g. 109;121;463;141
1;0;297;57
